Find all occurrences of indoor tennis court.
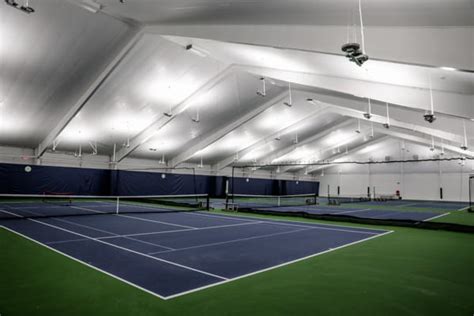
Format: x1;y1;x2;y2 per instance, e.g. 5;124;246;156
1;1;473;315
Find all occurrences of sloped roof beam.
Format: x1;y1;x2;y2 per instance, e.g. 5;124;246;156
114;65;235;163
35;28;145;158
309;100;466;145
240;65;474;120
306;136;390;174
255;118;354;166
168;91;289;167
278;132;369;174
213;105;332;170
373;127;474;157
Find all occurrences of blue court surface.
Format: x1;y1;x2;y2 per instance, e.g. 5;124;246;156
216;199;469;222
0;210;390;299
252;205;443;221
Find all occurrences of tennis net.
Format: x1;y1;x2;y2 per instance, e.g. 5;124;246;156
226;193;317;209
0;194;209;220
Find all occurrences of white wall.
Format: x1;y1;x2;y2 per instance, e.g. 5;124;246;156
318;171;472;202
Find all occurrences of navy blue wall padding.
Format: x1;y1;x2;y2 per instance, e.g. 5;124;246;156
0;163;110;195
113;171;210;196
284;180;319;195
0;163;319;197
229;177;274;195
210;176;226;198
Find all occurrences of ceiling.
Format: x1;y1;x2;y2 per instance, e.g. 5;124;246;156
93;0;474;27
0;0;473;175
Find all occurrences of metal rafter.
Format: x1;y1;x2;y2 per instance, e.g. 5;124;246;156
35;28;145;159
212;105;332;170
168;91;289;167
114;65;235;163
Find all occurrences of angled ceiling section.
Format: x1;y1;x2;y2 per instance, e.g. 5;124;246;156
0;1;134;147
131;71;285;160
53;34;228;155
184;92;338;165
94;0;474;27
164;35;474;120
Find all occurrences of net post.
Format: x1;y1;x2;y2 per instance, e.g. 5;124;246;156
277;196;281;207
231;166;235;204
206;194;210;211
116;196;120;214
469;175;473;213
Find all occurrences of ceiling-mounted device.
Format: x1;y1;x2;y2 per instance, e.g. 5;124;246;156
363;98;372;120
341;0;368;67
256;78;266;97
4;0;35;14
283;82;293;107
341;43;369;67
424;74;437;123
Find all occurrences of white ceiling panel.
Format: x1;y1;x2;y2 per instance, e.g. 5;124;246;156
0;1;133;147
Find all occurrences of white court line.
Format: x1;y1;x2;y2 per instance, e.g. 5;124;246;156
72;205;198;230
456;206;470;212
395;203;420;208
188;211;389;234
332;208;373;215
256;218;381;235
47;221;265;246
18;207;177;251
116;213;196;229
0;225;168;300
424;212;451;222
1;216;393;300
149;227;312;255
62;215;178;250
46;238;90;245
2;210;392;300
98;221;264;239
4;204;113;210
164;230;394;300
0;209;24;218
27;218;227;281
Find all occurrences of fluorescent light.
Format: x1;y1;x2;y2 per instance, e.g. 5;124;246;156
440;66;457;72
185;44;208;58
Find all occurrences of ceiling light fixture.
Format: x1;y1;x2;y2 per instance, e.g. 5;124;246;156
4;0;35;14
461;120;468;150
185;44;208;58
424;74;436;123
192;106;200;123
341;0;369;66
256;78;266;97
283;82;293;107
440;66;456;72
363;98;372;119
198;155;204;168
355;119;361;133
159;153;166;165
383;102;390;129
